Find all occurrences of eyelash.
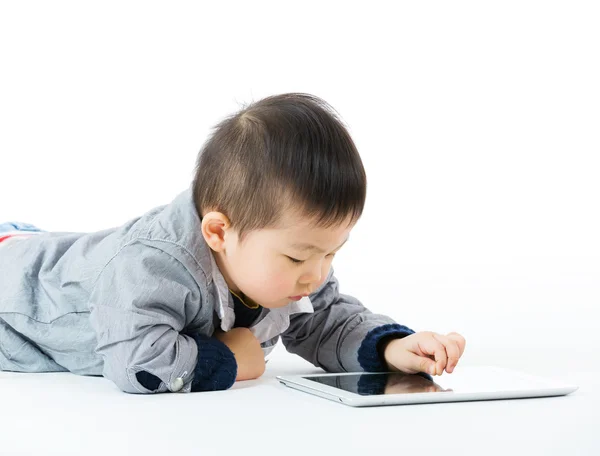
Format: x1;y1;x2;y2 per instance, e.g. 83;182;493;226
287;253;335;265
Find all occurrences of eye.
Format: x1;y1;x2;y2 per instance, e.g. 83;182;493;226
287;253;336;265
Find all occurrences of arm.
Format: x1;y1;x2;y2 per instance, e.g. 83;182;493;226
213;328;266;381
280;267;415;373
88;242;236;393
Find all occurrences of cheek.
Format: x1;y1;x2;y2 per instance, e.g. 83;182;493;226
258;265;293;292
240;256;293;293
271;268;294;288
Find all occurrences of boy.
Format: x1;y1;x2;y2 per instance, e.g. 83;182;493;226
0;93;465;394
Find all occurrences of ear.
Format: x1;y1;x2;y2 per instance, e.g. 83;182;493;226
201;211;232;253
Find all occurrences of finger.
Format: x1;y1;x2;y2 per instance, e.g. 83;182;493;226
447;332;467;357
405;352;437;375
432;333;461;373
418;337;448;375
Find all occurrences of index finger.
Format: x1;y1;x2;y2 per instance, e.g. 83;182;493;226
419;337;448;376
433;333;461;373
447;332;466;356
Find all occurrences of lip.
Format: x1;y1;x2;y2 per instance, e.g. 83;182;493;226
289;295;307;301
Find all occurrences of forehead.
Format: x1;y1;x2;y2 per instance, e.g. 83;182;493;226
275;212;355;248
288;236;350;254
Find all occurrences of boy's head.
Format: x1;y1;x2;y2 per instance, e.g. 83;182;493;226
193;93;366;309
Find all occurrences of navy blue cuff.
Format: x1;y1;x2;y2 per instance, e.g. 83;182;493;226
136;371;162;391
357;323;415;372
190;333;238;392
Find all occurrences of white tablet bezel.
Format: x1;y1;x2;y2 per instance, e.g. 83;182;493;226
276;366;578;407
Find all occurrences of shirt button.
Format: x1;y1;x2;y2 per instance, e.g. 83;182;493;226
170;377;184;392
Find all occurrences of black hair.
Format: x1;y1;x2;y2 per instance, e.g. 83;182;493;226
192;93;367;244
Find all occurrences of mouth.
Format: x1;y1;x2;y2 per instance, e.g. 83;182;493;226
289;294;309;301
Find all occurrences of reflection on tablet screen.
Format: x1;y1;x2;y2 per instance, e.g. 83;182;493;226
304;372;453;396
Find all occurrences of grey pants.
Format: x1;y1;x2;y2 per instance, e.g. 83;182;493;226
0;222;102;375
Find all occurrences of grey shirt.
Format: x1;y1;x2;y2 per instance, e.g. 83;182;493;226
0;188;403;393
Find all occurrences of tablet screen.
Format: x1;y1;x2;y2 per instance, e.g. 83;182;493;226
304;372;452;396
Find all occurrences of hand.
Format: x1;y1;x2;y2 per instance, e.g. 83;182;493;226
213;328;266;382
383;331;466;376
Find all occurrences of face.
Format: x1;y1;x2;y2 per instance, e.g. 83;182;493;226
201;210;355;309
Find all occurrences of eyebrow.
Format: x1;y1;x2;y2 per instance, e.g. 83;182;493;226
289;236;350;254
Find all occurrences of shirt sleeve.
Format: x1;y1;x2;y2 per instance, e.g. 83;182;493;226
88;241;205;393
280;267;415;373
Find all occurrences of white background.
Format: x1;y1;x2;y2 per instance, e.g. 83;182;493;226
1;0;598;381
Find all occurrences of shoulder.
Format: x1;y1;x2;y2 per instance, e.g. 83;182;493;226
120;189;211;278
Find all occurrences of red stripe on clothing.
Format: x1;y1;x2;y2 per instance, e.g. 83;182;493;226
0;234;31;244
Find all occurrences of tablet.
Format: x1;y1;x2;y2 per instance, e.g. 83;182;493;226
276;366;578;407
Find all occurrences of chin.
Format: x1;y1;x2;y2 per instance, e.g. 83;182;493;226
261;298;291;309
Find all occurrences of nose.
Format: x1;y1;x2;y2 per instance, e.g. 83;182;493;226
300;272;321;287
299;264;325;292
